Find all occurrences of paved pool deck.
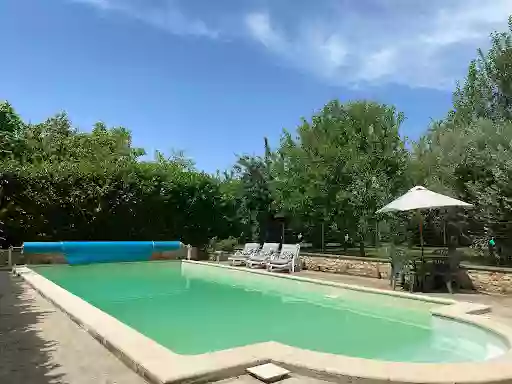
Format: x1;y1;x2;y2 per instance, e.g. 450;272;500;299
3;265;512;384
218;373;333;384
0;271;147;384
0;271;337;384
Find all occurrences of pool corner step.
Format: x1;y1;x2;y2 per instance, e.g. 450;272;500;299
246;363;290;383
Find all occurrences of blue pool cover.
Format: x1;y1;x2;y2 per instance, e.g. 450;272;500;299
23;241;183;265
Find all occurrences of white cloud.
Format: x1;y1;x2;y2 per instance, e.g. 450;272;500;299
424;3;512;47
135;6;218;38
359;48;396;82
245;12;282;49
69;0;512;89
245;11;348;80
244;1;512;89
71;0;219;38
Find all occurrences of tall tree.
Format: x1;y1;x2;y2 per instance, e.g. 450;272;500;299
0;101;26;161
233;154;274;242
272;100;409;254
412;118;512;249
412;17;512;255
451;16;512;124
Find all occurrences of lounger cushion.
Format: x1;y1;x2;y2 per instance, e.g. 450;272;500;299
246;248;260;255
269;251;295;265
234;248;257;257
280;251;295;260
252;250;274;261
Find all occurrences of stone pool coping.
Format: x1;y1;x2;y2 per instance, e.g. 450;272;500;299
14;261;512;384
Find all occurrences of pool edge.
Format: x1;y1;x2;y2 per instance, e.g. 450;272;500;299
186;261;459;306
15;263;512;384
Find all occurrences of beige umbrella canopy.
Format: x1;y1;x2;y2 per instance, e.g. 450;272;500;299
377;186;472;213
377;186;473;258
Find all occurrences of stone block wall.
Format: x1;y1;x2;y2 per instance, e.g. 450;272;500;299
151;247;187;260
21;248;188;264
302;255;391;279
25;252;67;265
466;269;512;295
301;253;512;295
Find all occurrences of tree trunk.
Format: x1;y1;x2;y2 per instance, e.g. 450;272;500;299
321;223;325;252
359;241;365;257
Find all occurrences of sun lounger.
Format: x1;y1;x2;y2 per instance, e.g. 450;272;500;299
267;244;301;273
246;243;279;268
228;243;260;266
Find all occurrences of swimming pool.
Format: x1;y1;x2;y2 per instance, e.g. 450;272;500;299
32;261;507;363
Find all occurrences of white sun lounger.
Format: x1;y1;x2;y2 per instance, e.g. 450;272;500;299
267;243;301;273
246;243;279;269
228;243;260;266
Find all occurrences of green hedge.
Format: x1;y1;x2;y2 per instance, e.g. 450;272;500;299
0;161;238;247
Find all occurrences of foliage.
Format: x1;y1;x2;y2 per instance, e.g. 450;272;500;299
451;17;512;124
221;136;276;243
411;118;512;248
0;101;26;161
207;236;238;253
0;104;237;247
411;17;512;261
271;100;410;255
232;154;274;242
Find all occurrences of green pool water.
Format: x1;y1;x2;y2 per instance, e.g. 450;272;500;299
33;261;508;363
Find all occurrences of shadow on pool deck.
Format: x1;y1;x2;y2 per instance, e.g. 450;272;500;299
0;272;65;384
0;271;148;384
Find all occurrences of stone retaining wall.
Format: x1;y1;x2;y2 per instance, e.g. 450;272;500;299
151;248;187;260
21;249;186;265
466;269;512;295
302;255;391;279
26;252;67;265
301;253;512;295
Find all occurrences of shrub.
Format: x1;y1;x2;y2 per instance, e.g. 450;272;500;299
207;236;238;253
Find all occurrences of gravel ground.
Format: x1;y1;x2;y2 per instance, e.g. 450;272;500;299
0;272;147;384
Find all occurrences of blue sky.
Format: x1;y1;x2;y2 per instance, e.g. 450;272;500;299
1;1;511;173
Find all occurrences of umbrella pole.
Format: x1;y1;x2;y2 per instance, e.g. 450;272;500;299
419;211;425;292
443;208;447;246
419;212;424;261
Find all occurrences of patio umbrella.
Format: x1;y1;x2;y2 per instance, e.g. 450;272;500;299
377;186;472;259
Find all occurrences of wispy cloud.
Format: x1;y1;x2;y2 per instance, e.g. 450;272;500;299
245;11;348;80
69;0;512;90
244;0;512;89
71;0;219;38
